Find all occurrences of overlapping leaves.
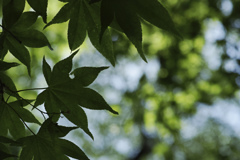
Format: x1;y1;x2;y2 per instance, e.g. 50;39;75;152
45;0;115;65
17;118;89;160
34;51;118;139
46;0;180;65
1;0;51;74
0;99;40;139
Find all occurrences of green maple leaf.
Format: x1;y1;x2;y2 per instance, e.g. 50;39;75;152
27;0;48;23
0;60;19;71
17;118;89;160
45;0;115;65
0;99;40;139
100;0;182;62
34;50;118;139
3;11;52;75
100;0;147;62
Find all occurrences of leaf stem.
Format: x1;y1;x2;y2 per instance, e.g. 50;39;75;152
16;87;48;93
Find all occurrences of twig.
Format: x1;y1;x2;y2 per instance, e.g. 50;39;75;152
0;24;22;44
4;101;36;135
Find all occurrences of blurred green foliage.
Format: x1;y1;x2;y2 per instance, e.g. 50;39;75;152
1;0;240;159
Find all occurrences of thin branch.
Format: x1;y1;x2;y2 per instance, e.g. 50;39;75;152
0;24;22;44
4;101;36;135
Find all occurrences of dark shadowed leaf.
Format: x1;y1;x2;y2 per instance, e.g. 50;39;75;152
6;35;31;75
43;57;52;85
0;136;17;144
83;1;115;66
44;1;75;29
0;149;17;159
100;0;114;41
68;1;87;51
10;11;39;32
27;0;48;23
0;72;19;98
63;104;93;139
0;60;19;71
0;33;8;59
38;52;117;137
115;1;147;62
2;0;25;28
56;139;90;160
13;29;52;49
77;87;118;114
0;101;25;139
131;0;181;38
9;99;41;125
71;66;108;86
17;119;88;160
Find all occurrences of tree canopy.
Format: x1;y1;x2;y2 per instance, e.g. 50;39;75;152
0;0;240;159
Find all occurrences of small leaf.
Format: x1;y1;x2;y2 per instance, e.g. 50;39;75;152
27;0;48;23
6;35;31;75
2;0;25;28
43;57;52;85
11;11;39;32
44;2;75;29
71;66;108;86
14;29;52;49
0;60;19;71
68;1;87;51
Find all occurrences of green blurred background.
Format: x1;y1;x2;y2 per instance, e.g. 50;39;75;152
1;0;240;159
